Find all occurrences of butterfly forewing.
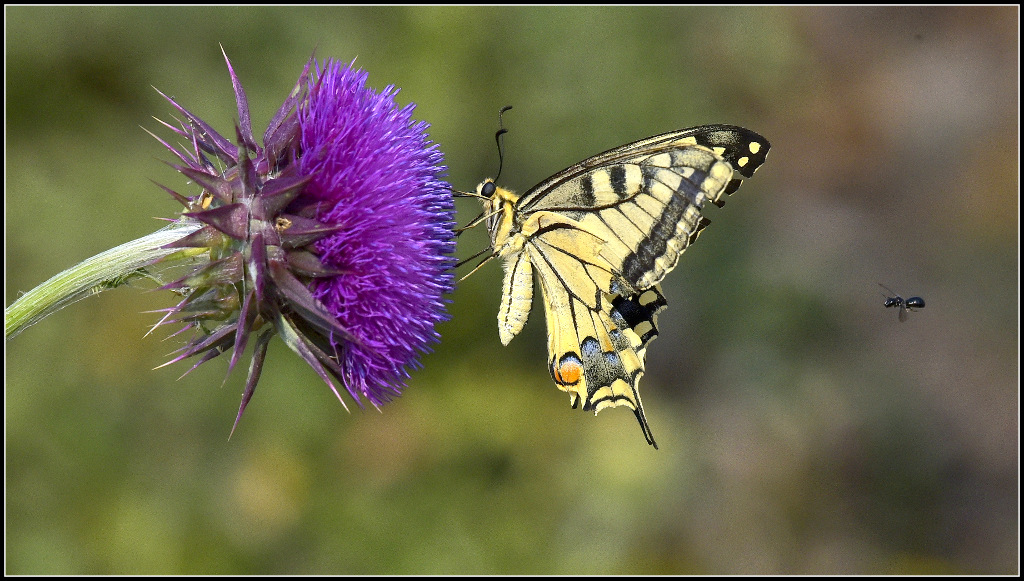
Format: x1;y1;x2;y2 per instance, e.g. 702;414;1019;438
517;124;769;213
527;143;728;292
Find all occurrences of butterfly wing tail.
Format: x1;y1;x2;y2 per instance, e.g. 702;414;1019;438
586;305;658;449
537;270;660;447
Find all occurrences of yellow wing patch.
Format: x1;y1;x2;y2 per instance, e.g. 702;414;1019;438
478;124;770;448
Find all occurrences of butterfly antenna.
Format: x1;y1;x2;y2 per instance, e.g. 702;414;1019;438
458;253;497;282
494;105;513;182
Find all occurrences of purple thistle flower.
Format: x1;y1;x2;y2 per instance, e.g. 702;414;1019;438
299;61;454;405
151;50;455;434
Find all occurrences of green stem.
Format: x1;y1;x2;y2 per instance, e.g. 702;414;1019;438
5;220;206;340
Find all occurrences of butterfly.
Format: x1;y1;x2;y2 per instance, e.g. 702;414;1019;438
462;123;770;448
879;283;925;322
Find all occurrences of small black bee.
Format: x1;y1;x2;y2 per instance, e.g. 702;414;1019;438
879;283;925;322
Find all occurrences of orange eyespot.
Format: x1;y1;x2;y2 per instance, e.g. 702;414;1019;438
552;355;582;386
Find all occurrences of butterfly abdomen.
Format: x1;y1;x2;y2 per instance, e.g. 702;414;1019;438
497;250;533;345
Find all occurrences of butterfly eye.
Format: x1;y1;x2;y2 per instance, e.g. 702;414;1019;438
481;181;496;197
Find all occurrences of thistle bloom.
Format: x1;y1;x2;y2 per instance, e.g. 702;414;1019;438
6;51;455;434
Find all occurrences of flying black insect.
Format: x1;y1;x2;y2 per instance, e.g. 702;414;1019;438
879;283;925;322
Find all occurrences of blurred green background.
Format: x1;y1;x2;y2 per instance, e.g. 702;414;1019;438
5;6;1017;574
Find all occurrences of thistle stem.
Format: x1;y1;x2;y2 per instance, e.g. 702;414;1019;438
5;219;206;340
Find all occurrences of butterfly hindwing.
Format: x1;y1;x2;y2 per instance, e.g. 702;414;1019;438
531;241;664;448
479;124;770;447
